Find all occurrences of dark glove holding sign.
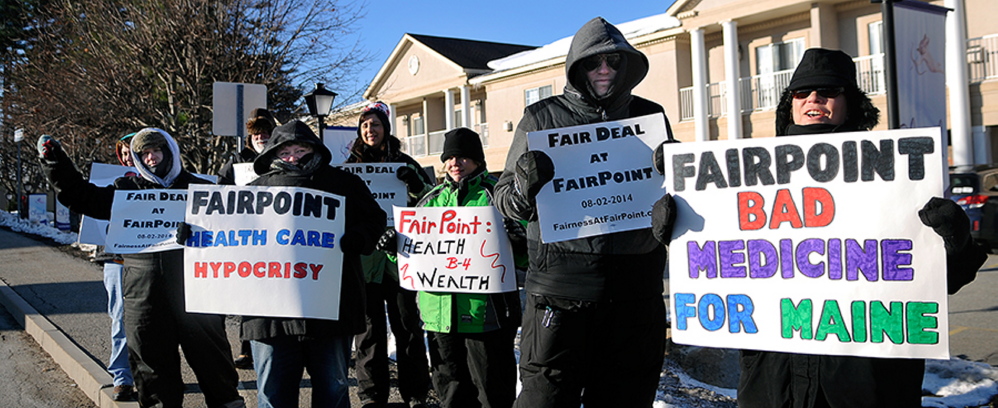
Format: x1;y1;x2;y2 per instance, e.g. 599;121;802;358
396;165;424;194
514;151;555;201
652;139;682;246
918;197;984;293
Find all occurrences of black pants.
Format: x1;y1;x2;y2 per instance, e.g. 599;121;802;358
427;327;518;408
122;252;242;408
514;293;666;408
353;280;430;402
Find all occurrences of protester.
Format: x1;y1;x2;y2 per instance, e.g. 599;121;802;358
239;120;386;408
381;127;522;408
217;107;276;187
347;101;433;408
735;47;987;408
215;107;277;370
37;128;245;408
101;132;137;401
492;17;677;408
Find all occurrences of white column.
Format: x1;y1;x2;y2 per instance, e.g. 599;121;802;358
973;126;991;165
722;20;742;139
444;89;455;130
388;103;397;135
691;27;709;142
461;85;472;129
946;0;974;166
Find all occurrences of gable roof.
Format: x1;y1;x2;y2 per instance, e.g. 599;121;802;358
407;34;537;71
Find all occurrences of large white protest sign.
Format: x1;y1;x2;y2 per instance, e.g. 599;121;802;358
183;185;346;320
393;206;516;294
105;190;188;253
528;113;669;243
666;128;949;359
78;163;139;245
337;163;406;226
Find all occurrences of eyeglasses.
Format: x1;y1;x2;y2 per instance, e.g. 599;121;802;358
580;53;622;71
791;87;845;100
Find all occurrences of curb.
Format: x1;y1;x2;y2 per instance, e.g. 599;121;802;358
0;279;138;408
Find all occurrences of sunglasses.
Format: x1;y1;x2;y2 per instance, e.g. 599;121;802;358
791;87;845;100
580;53;623;71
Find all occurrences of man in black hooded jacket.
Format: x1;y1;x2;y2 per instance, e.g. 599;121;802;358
493;17;676;408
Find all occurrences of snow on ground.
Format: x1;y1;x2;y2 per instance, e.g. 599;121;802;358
2;209;996;407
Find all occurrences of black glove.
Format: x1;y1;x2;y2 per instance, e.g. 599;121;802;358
36;135;63;161
375;228;398;254
918;197;971;253
653;139;681;175
396;166;425;194
652;193;677;246
503;218;527;250
514;151;555;200
175;222;192;245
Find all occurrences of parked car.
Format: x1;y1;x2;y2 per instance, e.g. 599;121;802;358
948;165;998;252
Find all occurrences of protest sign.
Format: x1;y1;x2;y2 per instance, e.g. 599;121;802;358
78;163;139;245
666;128;949;359
393;206;516;294
527;113;669;243
337;163;406;226
183;185;346;320
232;163;259;186
104;189;187;253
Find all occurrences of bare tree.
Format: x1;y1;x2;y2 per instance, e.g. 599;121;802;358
1;0;369;196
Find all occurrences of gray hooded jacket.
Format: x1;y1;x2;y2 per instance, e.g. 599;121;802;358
493;17;673;302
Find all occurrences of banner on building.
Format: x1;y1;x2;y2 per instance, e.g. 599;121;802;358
527;113;669;243
666;128;950;359
393;206;516;294
183;185;347;320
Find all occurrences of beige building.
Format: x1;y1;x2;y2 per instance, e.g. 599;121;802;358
343;0;998;177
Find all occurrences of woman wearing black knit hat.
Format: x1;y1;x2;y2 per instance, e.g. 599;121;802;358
348;101;434;408
738;48;986;408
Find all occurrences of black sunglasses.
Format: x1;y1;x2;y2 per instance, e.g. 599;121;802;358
791;87;845;100
580;53;622;71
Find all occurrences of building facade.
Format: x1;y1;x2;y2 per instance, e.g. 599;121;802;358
344;0;998;178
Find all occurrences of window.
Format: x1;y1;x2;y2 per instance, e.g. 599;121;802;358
525;85;553;107
454;109;463;128
869;21;883;55
413;115;424;135
756;38;805;75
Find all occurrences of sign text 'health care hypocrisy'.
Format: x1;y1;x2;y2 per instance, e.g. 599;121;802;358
182;185;347;321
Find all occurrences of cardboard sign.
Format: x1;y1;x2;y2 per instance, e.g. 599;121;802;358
78;163;140;246
183;185;346;320
666;128;949;359
528;114;669;243
393;206;516;294
232;163;258;186
337;163;406;226
104;189;187;253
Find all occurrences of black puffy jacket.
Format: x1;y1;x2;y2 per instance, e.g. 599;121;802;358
494;17;674;302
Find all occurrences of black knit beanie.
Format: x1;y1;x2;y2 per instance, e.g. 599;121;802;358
440;127;485;165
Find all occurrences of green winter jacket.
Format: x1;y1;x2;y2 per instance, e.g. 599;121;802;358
415;167;522;333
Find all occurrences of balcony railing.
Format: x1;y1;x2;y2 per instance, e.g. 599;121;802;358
680;54;889;121
968;34;998;83
401;123;491;158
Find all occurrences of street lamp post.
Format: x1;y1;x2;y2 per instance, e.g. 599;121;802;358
303;83;337;141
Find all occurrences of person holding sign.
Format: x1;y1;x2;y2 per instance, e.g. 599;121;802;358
492;17;676;408
239;120;386;408
215;107;277;371
37;129;245;408
735;48;987;408
382;128;523;408
347;101;434;408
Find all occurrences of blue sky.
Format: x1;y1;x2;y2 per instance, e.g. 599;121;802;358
339;0;678;104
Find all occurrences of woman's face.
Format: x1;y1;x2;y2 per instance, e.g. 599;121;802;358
791;87;848;126
276;143;314;164
120;144;135;167
360;113;385;147
444;156;479;182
